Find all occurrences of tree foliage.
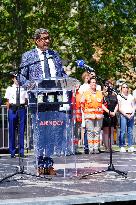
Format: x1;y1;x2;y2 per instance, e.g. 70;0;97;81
0;0;136;94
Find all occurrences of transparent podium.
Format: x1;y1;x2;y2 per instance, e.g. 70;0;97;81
27;77;80;177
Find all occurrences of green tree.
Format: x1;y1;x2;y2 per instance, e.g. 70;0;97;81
0;0;136;95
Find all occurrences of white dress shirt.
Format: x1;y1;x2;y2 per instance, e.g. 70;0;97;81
36;48;56;78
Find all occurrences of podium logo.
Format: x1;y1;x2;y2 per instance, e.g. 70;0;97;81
40;120;64;126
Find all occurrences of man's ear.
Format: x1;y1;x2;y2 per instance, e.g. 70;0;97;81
35;39;39;45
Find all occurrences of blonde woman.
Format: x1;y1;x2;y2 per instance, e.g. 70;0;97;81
118;83;135;152
78;72;90;152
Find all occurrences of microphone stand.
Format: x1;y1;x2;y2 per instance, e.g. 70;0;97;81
79;84;127;179
76;62;128;178
0;66;52;183
106;87;127;178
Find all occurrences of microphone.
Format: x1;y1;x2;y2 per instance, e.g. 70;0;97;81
76;60;94;72
108;87;127;100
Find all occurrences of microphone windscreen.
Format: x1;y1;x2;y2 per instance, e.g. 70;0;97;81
76;60;85;67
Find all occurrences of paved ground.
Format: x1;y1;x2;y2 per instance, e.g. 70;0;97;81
0;150;136;205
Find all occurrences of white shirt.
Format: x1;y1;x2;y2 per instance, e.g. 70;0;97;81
78;83;90;127
79;83;90;94
117;94;135;114
133;89;136;110
5;84;28;104
79;83;101;94
133;89;136;99
36;48;56;78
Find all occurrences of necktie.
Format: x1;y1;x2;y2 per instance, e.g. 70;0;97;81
43;51;51;78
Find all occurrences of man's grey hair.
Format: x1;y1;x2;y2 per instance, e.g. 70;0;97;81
33;28;49;39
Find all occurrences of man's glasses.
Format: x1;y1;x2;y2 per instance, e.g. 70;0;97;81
39;37;50;41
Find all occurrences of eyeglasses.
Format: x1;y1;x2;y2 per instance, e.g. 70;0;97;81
39;37;50;41
122;87;128;88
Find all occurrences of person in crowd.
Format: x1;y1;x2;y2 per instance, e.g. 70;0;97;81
81;77;113;154
79;71;101;94
78;72;90;153
78;71;90;94
79;71;102;154
133;89;136;109
89;71;101;91
72;83;82;154
5;74;27;158
118;83;135;152
102;80;118;151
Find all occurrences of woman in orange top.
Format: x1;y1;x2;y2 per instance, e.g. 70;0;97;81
81;77;113;154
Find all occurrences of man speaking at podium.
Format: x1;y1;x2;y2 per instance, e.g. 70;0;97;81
20;28;66;85
19;28;69;175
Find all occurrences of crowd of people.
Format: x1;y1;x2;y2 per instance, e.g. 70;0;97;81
75;71;136;154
